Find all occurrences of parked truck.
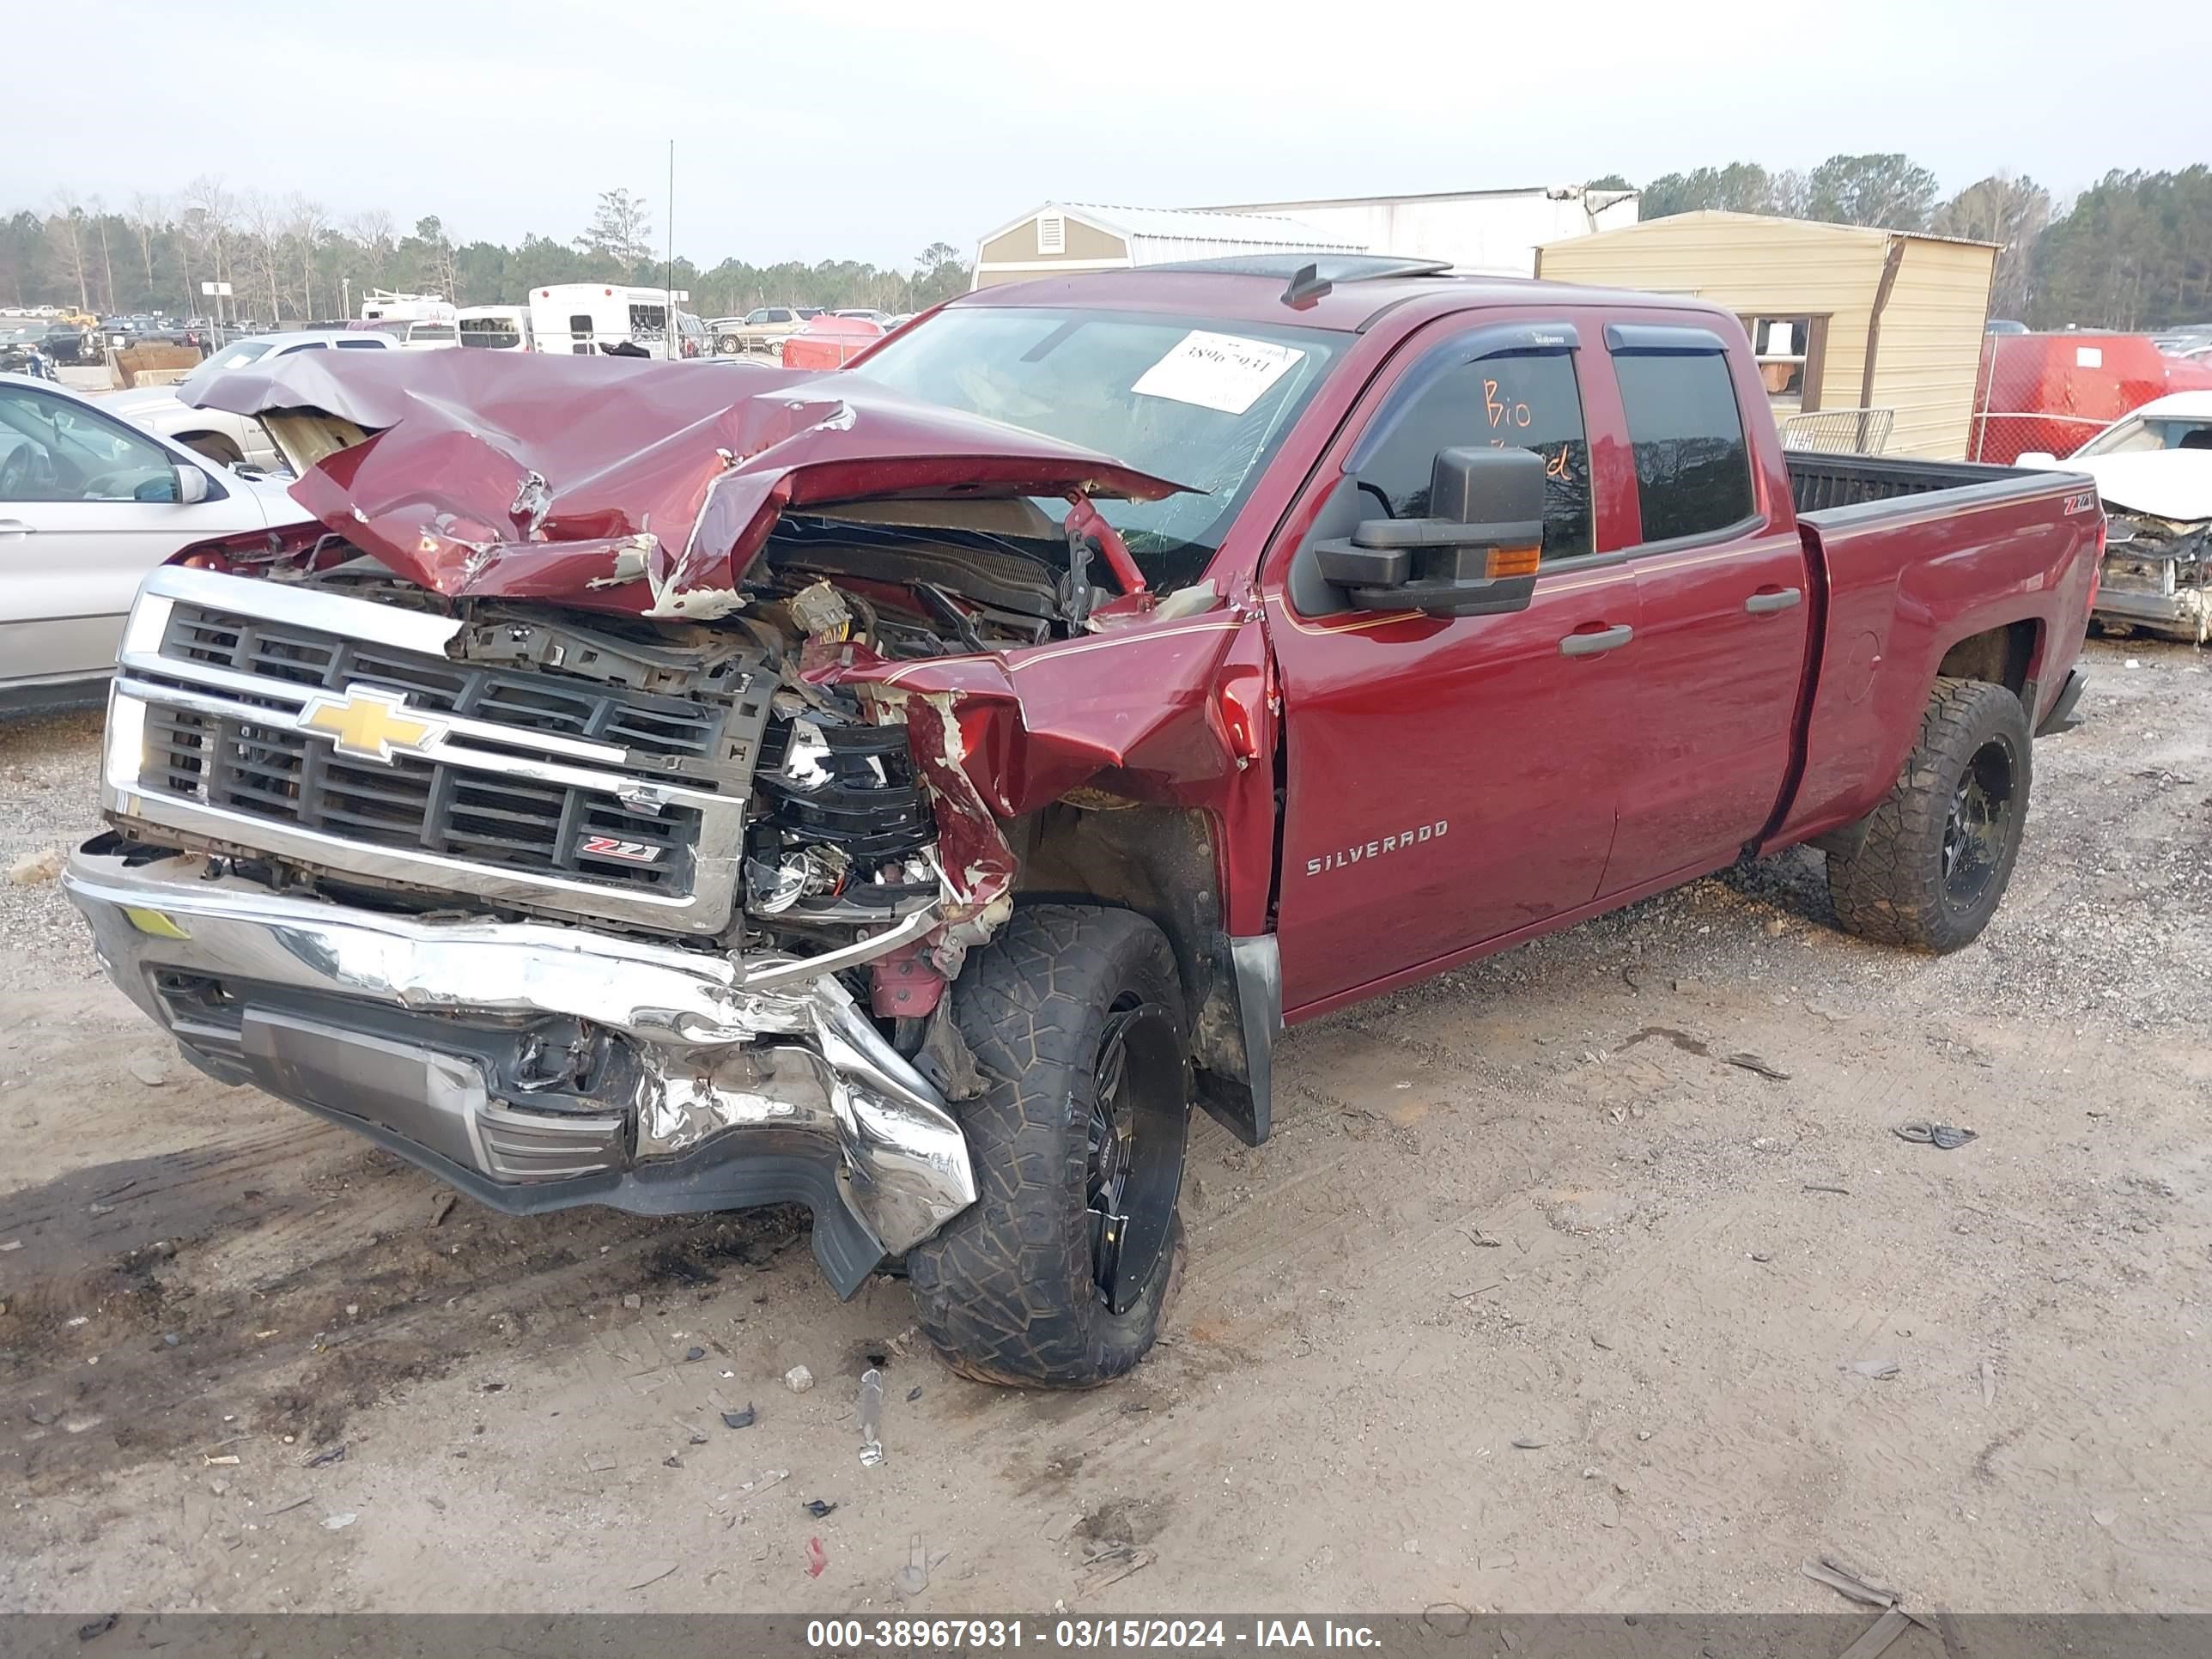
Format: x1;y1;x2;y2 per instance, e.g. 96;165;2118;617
63;257;2099;1387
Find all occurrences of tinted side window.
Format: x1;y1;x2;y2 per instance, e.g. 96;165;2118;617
1613;353;1754;543
1358;351;1591;560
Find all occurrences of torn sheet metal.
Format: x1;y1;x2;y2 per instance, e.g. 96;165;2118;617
181;349;1190;618
805;615;1257;817
800;608;1278;934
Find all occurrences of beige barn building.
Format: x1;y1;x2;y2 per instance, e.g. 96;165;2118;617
1535;212;2000;459
970;204;1365;289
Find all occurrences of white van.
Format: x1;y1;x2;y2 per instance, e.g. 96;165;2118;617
527;284;702;359
457;305;534;352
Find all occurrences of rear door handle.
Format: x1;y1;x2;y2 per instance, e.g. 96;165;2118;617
1744;586;1803;614
0;520;34;539
1559;623;1634;657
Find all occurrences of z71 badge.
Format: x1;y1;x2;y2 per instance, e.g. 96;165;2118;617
578;836;663;864
2063;489;2099;515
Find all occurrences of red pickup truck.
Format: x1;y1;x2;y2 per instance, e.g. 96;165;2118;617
64;256;2100;1387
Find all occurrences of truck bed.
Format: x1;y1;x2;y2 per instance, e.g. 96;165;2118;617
1785;452;2044;514
1769;451;2101;851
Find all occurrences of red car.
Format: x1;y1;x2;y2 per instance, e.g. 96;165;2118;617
65;258;2100;1386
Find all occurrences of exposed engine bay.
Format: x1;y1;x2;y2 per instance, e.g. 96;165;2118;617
108;518;1100;1033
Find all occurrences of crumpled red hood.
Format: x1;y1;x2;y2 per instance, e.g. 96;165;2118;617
182;347;1188;617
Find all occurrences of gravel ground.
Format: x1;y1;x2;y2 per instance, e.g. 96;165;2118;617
2;636;2208;1617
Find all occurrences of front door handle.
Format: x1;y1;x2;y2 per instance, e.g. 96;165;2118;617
1559;623;1634;657
1744;586;1803;614
0;520;34;539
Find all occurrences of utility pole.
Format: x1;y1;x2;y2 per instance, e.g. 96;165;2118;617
666;139;677;357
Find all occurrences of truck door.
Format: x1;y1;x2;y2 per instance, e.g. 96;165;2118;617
1589;325;1812;894
1266;320;1642;1015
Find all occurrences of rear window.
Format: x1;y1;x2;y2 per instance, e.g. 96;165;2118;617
460;319;521;349
1614;353;1755;543
409;325;456;343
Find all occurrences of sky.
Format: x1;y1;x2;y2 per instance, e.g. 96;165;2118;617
13;0;2209;272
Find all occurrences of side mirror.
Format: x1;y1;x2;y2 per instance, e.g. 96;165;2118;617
2015;450;2059;467
1319;447;1546;617
174;464;211;504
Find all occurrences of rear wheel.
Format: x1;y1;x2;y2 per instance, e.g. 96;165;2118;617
907;905;1189;1387
1826;676;2032;953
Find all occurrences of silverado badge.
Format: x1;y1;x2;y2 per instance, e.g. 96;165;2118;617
295;686;448;765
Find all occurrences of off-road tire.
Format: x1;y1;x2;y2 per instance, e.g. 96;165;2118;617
907;905;1188;1387
1826;676;2032;953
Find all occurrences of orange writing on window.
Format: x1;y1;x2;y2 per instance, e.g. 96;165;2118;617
1484;378;1533;429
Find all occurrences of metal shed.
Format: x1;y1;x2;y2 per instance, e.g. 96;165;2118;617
971;203;1364;289
1534;211;2000;459
1198;185;1639;277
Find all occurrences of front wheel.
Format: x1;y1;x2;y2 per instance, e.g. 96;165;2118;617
1826;676;2032;953
907;905;1189;1387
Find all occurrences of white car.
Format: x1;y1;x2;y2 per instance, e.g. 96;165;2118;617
101;330;399;471
1;373;302;711
2021;392;2212;641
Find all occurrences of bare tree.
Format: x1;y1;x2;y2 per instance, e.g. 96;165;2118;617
348;208;396;287
1934;173;2051;320
286;194;328;320
184;176;236;321
236;191;287;321
126;191;163;299
87;194;116;313
48;189;91;311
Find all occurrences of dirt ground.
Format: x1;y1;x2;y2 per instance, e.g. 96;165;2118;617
2;636;2208;1617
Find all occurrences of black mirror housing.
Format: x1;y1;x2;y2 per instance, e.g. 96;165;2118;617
1320;447;1547;617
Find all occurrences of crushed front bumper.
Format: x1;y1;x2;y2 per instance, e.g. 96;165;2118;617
64;840;976;1294
2093;581;2209;642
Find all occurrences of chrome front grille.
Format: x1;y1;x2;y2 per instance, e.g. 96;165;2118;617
158;603;736;775
143;703;700;888
104;568;757;934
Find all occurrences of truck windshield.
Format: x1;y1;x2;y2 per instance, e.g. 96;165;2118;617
176;338;276;393
850;306;1350;574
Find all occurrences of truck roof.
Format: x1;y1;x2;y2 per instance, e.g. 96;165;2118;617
954;254;1728;334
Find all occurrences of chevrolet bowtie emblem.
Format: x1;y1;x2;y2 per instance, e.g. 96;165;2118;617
295;686;447;764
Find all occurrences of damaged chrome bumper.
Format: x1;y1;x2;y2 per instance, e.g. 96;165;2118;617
63;842;975;1295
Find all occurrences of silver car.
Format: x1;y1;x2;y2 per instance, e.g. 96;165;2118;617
1;373;301;711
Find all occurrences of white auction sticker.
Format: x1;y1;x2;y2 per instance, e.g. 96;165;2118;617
1131;330;1304;415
